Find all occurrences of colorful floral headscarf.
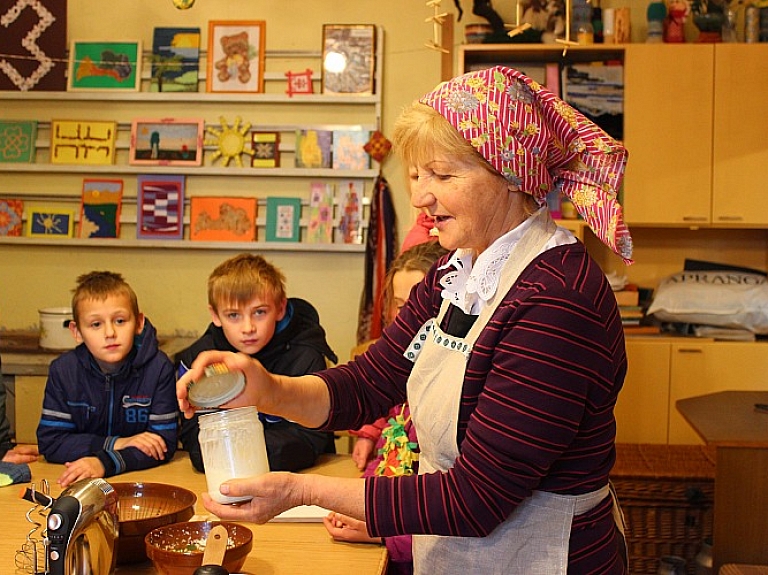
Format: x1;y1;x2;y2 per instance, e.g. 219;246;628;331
419;66;633;264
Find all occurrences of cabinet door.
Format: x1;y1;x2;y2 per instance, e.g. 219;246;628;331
623;45;714;225
669;342;768;444
615;339;671;444
712;44;768;226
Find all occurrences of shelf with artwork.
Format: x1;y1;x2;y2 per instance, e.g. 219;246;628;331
0;25;385;253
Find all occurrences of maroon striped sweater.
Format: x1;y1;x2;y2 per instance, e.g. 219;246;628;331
320;241;627;573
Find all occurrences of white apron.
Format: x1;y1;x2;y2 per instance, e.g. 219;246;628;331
406;209;620;575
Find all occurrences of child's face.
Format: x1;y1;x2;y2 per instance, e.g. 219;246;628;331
210;293;287;355
69;294;144;373
390;269;426;322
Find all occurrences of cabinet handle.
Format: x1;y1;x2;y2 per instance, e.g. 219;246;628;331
682;216;708;222
676;347;703;354
716;216;744;222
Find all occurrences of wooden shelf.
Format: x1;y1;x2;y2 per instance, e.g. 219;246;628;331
0;90;379;104
0;163;379;177
0;235;365;252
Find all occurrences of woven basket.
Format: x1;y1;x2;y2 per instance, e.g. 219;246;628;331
611;444;716;575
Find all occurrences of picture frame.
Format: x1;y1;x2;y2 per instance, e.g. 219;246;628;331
266;197;302;242
190;196;257;242
206;20;266;94
137;174;185;240
151;27;201;93
251;131;280;168
50;120;116;165
27;208;75;238
0;120;37;163
79;178;123;238
0;199;24;237
321;24;376;96
129;118;204;167
67;41;142;91
306;182;334;244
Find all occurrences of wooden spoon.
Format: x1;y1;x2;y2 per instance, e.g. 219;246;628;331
193;524;229;575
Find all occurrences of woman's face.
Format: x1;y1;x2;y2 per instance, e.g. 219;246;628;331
408;154;527;254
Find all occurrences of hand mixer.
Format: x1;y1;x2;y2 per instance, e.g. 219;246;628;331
18;478;119;575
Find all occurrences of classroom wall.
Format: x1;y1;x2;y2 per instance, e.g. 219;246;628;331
0;0;447;358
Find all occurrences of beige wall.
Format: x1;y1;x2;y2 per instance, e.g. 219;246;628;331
0;0;449;358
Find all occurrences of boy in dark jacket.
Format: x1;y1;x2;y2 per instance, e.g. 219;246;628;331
37;271;177;487
176;253;337;473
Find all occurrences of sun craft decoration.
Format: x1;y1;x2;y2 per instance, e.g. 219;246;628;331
204;116;255;167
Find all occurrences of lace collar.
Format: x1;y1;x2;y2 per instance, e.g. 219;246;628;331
438;210;542;315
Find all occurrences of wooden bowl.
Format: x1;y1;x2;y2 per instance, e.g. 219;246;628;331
112;482;197;564
145;521;253;575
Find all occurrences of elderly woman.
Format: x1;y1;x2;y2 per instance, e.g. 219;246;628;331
177;66;632;574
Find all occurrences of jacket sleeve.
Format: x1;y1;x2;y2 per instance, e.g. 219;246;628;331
263;419;334;472
37;362;108;463
96;356;178;476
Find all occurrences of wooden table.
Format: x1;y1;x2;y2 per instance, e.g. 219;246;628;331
677;390;768;572
1;453;387;575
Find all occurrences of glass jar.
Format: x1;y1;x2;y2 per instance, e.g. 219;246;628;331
198;406;270;504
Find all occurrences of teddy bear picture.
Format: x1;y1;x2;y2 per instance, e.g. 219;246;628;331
207;21;266;93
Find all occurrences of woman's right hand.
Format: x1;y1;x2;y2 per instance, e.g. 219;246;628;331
176;350;270;419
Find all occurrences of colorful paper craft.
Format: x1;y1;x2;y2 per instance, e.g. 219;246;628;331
79;179;123;238
151;27;201;93
67;41;142;91
137;174;185;240
336;180;364;244
0;0;67;91
190;196;256;242
27;208;74;238
0;120;37;163
332;129;370;170
295;129;331;169
50;120;116;165
251;131;280;168
266;197;302;242
306;182;334;244
0;199;24;236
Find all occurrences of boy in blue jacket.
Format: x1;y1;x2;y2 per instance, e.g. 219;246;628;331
37;271;177;487
176;253;337;472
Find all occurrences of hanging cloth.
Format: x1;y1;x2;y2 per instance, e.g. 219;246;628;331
357;174;397;344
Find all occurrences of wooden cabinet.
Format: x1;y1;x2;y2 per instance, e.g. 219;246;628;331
711;44;768;226
622;44;714;226
668;341;768;444
617;338;768;445
623;43;768;227
615;337;672;444
459;43;768;229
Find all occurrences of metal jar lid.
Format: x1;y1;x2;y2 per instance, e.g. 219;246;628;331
188;364;246;408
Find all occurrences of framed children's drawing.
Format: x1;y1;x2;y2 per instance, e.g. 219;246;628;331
0;120;37;163
251;131;280;168
190;196;257;242
67;41;142;91
151;27;201;93
79;178;123;238
321;24;376;96
50;120;117;165
137;175;185;240
266;197;302;242
206;20;266;93
27;208;75;238
129;118;204;167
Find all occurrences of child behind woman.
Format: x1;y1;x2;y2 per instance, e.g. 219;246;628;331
324;241;448;575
